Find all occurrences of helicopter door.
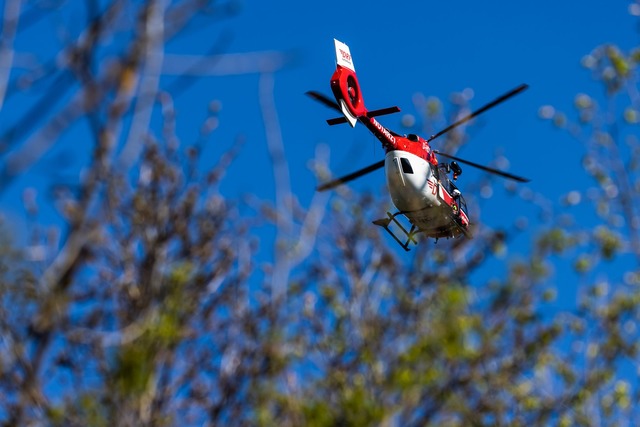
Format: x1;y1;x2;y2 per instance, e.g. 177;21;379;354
392;157;406;186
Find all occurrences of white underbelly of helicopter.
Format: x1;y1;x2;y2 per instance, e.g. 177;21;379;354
385;150;440;212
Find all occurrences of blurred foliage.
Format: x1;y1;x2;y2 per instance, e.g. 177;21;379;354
2;1;640;426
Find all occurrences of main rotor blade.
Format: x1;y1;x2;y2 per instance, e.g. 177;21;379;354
434;151;530;182
317;160;385;191
306;90;341;113
427;84;529;143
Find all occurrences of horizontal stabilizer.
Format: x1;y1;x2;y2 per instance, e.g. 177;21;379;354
327;106;401;126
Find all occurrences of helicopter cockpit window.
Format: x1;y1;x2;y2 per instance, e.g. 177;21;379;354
400;158;414;174
437;163;454;192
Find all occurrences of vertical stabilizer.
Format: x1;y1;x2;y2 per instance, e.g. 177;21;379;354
332;39;360;126
334;39;355;72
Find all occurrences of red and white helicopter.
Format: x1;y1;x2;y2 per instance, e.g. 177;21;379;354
307;39;529;251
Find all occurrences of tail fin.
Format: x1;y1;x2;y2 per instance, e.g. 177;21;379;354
334;39;356;72
331;39;367;127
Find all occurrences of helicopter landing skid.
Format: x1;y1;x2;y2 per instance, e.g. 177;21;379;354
372;211;418;251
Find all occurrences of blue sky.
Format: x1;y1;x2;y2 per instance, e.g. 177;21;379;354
187;1;633;247
196;0;631;202
2;1;636;270
194;0;637;311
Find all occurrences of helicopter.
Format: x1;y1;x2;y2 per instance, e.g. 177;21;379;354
307;39;530;251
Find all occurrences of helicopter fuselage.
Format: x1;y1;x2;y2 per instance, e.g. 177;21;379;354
385;149;469;239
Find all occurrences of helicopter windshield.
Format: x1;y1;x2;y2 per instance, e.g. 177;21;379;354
437;164;458;195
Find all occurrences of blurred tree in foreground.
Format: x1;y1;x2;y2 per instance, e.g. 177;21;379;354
2;0;640;426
